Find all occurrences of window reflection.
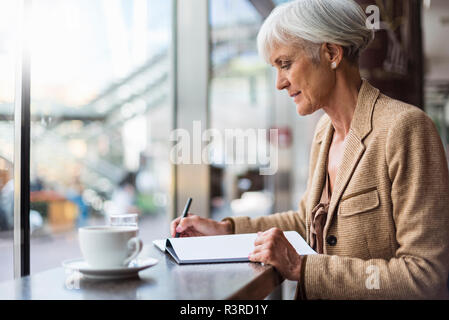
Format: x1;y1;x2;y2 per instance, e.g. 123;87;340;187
28;0;173;275
209;0;274;220
0;0;17;282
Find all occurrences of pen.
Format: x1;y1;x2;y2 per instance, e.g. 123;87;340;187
175;197;193;238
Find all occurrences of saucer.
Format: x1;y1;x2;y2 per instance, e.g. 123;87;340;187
62;257;158;280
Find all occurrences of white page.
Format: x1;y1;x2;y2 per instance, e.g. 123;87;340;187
154;231;316;263
283;231;317;255
152;239;166;252
169;233;257;262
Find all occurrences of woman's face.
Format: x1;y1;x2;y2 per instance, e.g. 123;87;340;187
270;44;335;116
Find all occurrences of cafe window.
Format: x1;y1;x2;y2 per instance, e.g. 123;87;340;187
2;0;321;282
0;0;18;282
0;0;174;278
209;0;275;221
208;0;320;223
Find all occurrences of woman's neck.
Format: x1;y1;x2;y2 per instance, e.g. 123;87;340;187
322;64;362;141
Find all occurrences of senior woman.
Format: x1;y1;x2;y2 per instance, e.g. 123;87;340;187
171;0;449;299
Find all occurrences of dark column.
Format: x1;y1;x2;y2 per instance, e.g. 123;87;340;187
357;0;424;109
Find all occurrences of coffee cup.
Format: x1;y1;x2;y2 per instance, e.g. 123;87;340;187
78;226;143;268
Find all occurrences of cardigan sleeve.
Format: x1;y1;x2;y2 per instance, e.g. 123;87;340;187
301;109;449;299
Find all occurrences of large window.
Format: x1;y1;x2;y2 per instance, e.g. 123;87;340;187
208;0;320;223
1;0;322;284
26;0;173;275
0;0;18;282
209;0;275;220
423;1;449;160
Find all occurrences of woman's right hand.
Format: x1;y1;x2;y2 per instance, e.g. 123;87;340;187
170;214;233;238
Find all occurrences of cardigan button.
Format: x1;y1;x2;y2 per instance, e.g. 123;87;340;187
326;235;337;246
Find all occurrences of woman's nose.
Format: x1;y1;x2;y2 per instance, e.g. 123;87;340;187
276;73;289;91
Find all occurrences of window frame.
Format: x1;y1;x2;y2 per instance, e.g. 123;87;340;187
13;0;31;279
12;0;212;279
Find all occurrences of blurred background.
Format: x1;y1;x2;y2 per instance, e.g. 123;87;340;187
0;0;448;298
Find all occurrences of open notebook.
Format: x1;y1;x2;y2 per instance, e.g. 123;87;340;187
153;231;316;264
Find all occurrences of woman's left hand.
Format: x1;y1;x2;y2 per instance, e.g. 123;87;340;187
249;228;303;281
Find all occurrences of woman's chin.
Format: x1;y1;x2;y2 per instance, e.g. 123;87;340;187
296;104;313;116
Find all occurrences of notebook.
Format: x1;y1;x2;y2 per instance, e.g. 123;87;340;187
152;231;316;264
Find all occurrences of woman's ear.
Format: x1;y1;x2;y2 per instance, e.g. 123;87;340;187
322;43;344;68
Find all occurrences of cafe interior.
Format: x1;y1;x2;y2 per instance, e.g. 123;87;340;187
0;0;448;300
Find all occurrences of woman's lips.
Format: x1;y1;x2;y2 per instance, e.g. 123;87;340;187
292;91;302;102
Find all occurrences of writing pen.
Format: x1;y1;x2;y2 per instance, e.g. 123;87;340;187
175;197;193;238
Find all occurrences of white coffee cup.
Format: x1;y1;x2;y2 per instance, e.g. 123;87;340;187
78;226;143;269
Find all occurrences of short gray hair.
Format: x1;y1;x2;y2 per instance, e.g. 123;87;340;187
257;0;374;64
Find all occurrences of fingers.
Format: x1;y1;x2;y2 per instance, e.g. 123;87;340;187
170;216;182;237
180;229;195;237
171;215;225;237
254;228;283;246
249;250;271;266
250;228;283;265
170;213;194;237
175;215;199;234
252;238;273;254
254;232;268;246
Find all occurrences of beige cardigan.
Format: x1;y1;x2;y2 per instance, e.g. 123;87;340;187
225;80;449;299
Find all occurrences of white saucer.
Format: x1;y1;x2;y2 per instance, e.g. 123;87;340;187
62;257;158;280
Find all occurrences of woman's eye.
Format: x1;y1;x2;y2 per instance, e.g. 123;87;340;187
281;63;291;70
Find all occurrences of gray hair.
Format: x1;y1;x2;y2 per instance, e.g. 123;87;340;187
257;0;374;64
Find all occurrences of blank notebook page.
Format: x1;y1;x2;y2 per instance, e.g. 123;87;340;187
164;231;316;263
